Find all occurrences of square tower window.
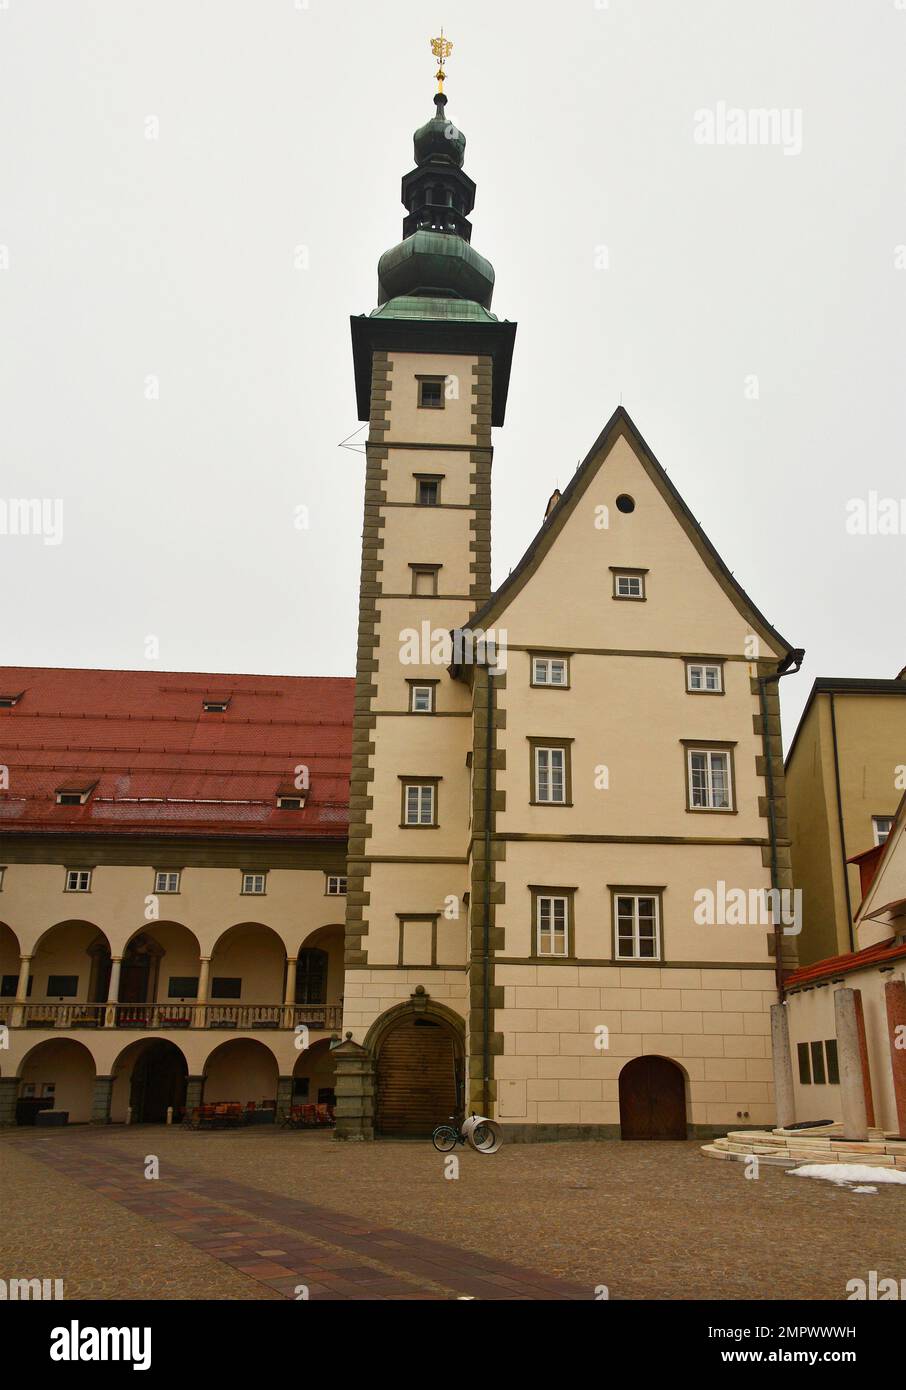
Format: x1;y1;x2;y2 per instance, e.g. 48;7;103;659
417;378;444;409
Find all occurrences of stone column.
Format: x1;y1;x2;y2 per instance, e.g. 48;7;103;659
770;1002;796;1130
91;1076;114;1125
104;957;122;1027
11;955;32;1026
185;1075;204;1116
884;977;906;1137
283;957;297;1028
277;1074;294;1119
852;988;875;1127
834;987;869;1141
0;1076;20;1127
332;1034;375;1141
194;957;211;1027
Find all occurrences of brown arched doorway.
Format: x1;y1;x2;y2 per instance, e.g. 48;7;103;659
619;1055;687;1139
128;1041;188;1123
375;1013;463;1136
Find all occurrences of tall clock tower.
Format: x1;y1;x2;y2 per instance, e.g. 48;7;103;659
336;40;515;1138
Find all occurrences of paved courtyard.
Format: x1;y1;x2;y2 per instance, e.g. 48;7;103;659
1;1125;904;1300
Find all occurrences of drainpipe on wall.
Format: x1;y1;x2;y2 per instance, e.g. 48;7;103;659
482;659;493;1117
829;693;856;954
757;647;805;1001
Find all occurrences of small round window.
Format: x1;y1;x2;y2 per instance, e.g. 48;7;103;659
616;494;635;514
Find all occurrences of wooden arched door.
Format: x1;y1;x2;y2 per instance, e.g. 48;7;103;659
619;1056;687;1139
375;1015;462;1136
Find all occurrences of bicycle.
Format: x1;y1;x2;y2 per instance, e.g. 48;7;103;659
432;1112;494;1153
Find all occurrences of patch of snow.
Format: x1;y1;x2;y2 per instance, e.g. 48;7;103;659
789;1163;906;1188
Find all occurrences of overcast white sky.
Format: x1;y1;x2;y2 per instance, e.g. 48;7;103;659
1;0;904;745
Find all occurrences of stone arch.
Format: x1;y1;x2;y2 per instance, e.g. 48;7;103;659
618;1054;689;1140
209;922;287;1006
0;921;21;996
292;1037;336;1108
367;995;465;1137
202;1037;280;1107
16;1037;97;1124
111;1037;190;1123
28;921;112;1007
119;922;201;1005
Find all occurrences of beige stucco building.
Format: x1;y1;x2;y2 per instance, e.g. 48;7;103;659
785;673;906;964
333;83;805;1142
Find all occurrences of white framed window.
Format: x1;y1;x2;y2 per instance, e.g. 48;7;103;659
614;893;661;960
155;871;180;894
687;748;733;811
403;782;436;826
410;684;435;713
686;662;723;693
536;894;569;957
65;869;92;892
612;571;646;600
56;784;96;806
532;657;568;687
241;872;267;895
873;816;895;846
326;875;348;896
534;746;567;804
277;794;306;809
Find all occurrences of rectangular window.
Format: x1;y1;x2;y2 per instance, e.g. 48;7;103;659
326;875;348;896
65;869;92;892
211;977;241;999
686;662;723;693
531;743;571;805
410;565;440;596
797;1042;811;1084
686;747;733;811
168;976;199;999
417;378;444;409
825;1039;840;1085
409;683;435;713
47;975;78;998
416;478;440;506
1;974;32;997
531;656;569;688
613;893;661;961
536;894;569;957
873;816;895;846
810;1040;827;1085
611;570;647;600
401;781;438;826
155;871;181;894
241;872;267;895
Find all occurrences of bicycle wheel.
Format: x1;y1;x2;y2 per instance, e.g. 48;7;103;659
432;1125;458;1153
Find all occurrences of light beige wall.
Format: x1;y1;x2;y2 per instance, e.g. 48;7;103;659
355;861;468;967
0;862;342;958
498;434;781;659
494;963;775;1130
203;1039;279;1104
856;810;906;950
786;698;841;962
836;693;906;907
786;970;903;1132
383;351;478;445
342;967;469;1040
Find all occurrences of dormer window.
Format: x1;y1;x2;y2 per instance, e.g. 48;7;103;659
277;794;306;810
203;698;230;712
55;781;97;806
0;692;23;708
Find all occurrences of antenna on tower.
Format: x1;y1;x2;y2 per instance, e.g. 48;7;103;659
430;29;453;93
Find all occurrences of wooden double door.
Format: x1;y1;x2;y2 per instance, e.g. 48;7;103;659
375;1017;462;1136
619;1055;687;1140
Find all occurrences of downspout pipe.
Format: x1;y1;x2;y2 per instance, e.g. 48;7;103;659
482;659;493;1117
758;647;805;1001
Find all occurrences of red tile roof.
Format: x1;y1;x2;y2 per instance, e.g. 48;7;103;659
0;667;353;840
785;937;906;990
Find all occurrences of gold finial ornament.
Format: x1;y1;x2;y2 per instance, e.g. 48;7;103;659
430;29;453;93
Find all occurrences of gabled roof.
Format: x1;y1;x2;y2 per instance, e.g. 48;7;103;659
0;666;353;841
465;407;795;657
785;675;906;769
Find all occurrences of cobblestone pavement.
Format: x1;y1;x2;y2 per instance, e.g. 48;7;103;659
3;1126;904;1300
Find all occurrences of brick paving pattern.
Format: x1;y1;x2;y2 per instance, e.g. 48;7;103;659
11;1132;591;1301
